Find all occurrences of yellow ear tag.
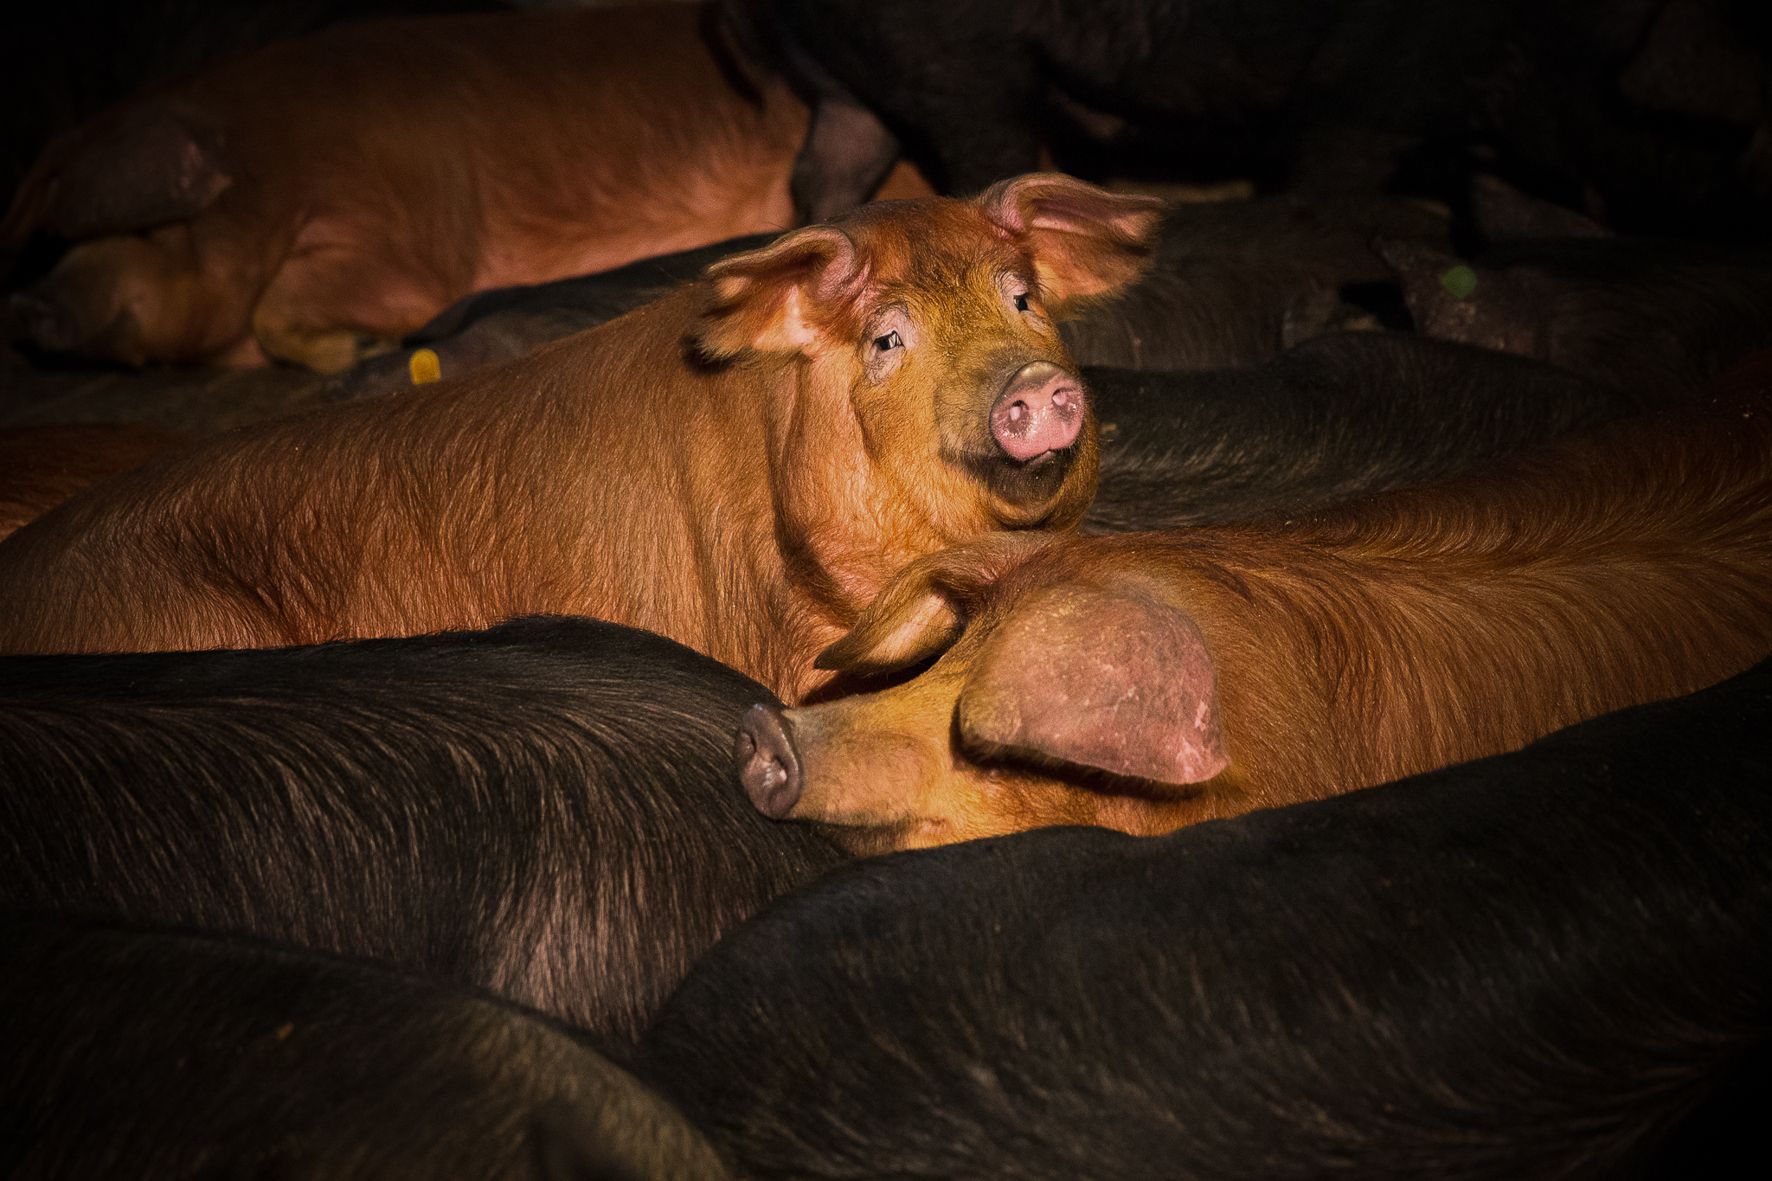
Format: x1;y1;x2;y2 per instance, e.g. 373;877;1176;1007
1439;265;1479;300
408;348;442;385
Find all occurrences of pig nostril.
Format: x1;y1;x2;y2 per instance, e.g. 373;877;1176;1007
990;362;1086;463
735;703;802;819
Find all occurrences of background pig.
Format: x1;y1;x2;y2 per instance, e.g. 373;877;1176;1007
0;616;842;1039
0;178;1160;702
3;915;733;1180
329;232;780;399
1055;193;1450;370
740;390;1772;850
1083;334;1632;532
729;0;1759;233
648;658;1772;1181
1;2;932;371
0;0;503;201
1381;231;1772;402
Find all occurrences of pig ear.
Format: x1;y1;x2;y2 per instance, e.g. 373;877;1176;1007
814;578;963;676
955;582;1228;788
979;173;1165;310
691;226;867;359
1377;238;1490;333
815;533;1054;676
26;102;232;240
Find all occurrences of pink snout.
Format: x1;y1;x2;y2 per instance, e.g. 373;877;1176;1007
991;361;1085;462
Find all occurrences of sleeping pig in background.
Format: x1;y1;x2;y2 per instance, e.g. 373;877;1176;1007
1;2;932;372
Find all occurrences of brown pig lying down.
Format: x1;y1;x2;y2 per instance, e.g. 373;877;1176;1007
0;177;1162;701
1;2;931;373
737;388;1772;849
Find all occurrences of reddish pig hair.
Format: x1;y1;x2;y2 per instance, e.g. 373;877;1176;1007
693;226;870;359
0;424;182;542
1;4;937;372
978;173;1164;308
0;181;1159;704
769;386;1772;849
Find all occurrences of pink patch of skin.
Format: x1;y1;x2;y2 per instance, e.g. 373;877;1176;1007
990;367;1085;460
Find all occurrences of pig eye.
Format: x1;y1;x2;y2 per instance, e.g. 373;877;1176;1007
874;330;904;351
1013;292;1031;312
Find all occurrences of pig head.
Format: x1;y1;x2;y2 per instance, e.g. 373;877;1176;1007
690;174;1163;627
733;533;1240;851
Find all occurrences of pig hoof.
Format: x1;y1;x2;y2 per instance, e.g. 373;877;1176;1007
256;323;401;375
736;704;802;819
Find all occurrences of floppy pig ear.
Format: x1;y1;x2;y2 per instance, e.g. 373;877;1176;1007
815;533;1055;676
814;578;962;676
956;582;1228;787
20;102;232;242
979;173;1165;309
692;226;866;359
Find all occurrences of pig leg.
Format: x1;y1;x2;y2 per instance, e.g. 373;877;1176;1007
785;29;1041;208
791;98;904;224
864;70;1043;199
252;245;439;374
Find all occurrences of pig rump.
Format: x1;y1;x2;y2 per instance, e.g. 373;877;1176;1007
2;915;733;1180
0;616;842;1040
646;659;1772;1180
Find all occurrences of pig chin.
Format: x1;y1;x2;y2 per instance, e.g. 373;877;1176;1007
952;375;1094;522
942;443;1086;525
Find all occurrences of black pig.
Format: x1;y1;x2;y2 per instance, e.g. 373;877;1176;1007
641;659;1772;1180
0;615;842;1040
1084;333;1633;531
730;0;1715;223
1;914;732;1180
1382;230;1772;401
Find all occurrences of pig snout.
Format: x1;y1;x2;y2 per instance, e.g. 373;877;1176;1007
736;703;803;819
991;361;1084;462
